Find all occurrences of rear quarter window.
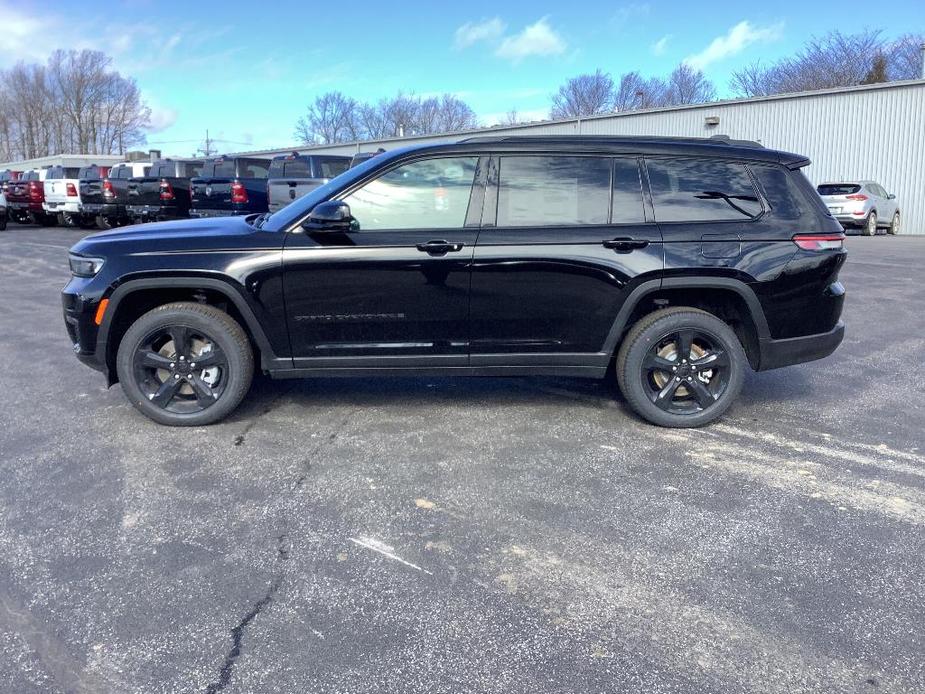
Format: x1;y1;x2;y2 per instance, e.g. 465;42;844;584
270;159;311;178
646;158;763;222
750;165;812;220
241;160;269;179
315;157;350;179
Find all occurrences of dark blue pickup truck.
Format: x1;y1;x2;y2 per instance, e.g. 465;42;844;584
189;156;271;217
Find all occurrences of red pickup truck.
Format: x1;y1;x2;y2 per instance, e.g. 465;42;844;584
6;169;56;225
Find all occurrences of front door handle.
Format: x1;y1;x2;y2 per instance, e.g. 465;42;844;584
416;240;464;256
603;237;649;253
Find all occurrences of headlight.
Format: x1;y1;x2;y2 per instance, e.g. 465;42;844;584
69;253;105;277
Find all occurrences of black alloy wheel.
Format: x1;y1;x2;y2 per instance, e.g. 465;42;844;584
117;302;253;426
617;307;746;427
132;325;229;414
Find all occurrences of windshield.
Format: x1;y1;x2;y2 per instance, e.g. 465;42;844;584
260;152;392;230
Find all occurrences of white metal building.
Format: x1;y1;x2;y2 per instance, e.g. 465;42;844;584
241;79;925;234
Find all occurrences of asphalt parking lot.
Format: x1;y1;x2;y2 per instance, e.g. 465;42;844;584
0;226;923;694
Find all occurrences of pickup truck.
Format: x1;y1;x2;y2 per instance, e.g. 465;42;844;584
266;152;350;213
80;161;150;229
0;188;7;230
6;169;56;225
1;169;22;195
126;158;204;224
43;165;89;227
189;156;270;218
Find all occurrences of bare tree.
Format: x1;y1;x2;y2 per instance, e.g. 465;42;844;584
666;64;716;104
551;70;615;118
613;71;669;110
294;91;360;144
731;30;924;97
0;49;150;160
501;109;521;125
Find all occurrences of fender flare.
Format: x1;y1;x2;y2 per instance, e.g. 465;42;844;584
96;276;283;373
601;276;771;356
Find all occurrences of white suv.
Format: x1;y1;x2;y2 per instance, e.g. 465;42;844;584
816;180;901;236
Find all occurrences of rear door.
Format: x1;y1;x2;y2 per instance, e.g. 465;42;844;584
469;154;662;366
283;154;484;366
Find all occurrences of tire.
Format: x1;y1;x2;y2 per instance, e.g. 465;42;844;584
616;307;746;428
116;302;254;426
59;211;78;228
888;213;900;235
78;217;97;230
0;216;6;231
96;215;114;230
864;211;877;236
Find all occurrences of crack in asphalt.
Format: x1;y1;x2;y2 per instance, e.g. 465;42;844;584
204;576;282;694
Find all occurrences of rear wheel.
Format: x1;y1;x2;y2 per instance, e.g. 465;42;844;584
864;212;877;236
0;215;6;231
116;302;254;426
96;215;114;230
616;307;746;428
58;211;78;228
888;213;900;235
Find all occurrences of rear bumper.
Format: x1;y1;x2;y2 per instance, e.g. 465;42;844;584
833;213;868;227
127;204;184;221
757;321;845;371
44;201;82;214
8;201;43;213
190;208;238;218
81;202;122;217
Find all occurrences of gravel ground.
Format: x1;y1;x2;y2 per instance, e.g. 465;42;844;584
0;225;923;694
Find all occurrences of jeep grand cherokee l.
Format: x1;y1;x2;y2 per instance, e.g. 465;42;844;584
62;136;846;428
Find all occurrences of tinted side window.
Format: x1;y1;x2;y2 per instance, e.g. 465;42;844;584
647;158;763;222
497;156;610;227
750;165;807;220
342;156;477;231
315;157;350;179
150;163;170;178
241;159;269;179
612;158;646;224
46;167;63;179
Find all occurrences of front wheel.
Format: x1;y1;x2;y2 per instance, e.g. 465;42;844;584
116;302;254;426
616;307;746;428
864;212;877;236
888;213;900;235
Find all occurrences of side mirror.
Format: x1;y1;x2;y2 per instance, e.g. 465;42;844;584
302;200;351;232
888;193;896;200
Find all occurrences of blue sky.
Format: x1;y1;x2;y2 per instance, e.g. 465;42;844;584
1;1;923;154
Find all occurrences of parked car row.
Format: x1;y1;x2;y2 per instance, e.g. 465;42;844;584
0;152;353;230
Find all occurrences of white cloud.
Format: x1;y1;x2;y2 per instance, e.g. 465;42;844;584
495;17;567;63
454;18;506;49
685;20;784;70
651;34;672;56
0;7;54;59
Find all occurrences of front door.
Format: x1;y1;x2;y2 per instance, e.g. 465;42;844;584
283;155;484;368
469;154;664;367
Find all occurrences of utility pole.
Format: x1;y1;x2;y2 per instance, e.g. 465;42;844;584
197;129;217;157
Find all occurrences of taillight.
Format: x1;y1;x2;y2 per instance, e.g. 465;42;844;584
845;194;868;201
792;233;845;251
66;183;78;197
230;180;248;204
159;179;175;201
28;181;41;200
102;179;115;199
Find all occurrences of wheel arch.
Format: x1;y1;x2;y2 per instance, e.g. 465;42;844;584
604;277;771;370
97;276;281;383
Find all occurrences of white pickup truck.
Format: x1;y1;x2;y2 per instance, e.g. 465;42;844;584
43;165;90;228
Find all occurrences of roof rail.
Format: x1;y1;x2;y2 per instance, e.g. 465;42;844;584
457;134;765;148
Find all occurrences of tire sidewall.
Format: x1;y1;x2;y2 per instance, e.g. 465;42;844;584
619;311;746;428
865;212;877;236
889;213;900;235
117;306;252;426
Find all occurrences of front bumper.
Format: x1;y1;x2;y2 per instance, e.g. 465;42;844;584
757;321;845;371
62;285;107;375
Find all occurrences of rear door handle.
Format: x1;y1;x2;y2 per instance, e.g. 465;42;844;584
603;237;649;253
416;240;464;256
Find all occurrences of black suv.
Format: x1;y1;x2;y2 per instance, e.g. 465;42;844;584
62;136;846;427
